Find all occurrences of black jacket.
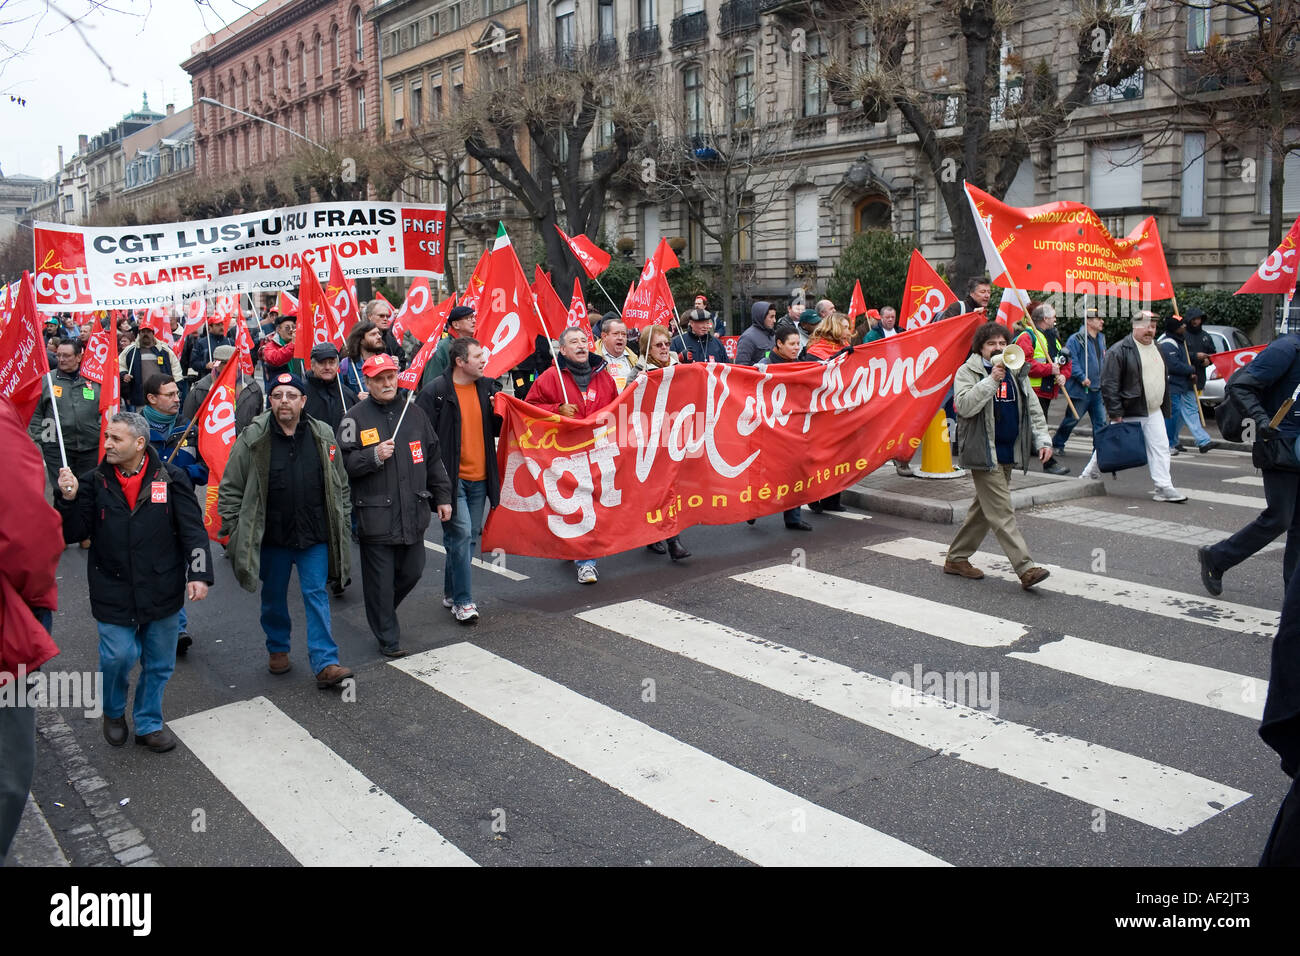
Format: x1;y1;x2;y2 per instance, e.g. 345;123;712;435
671;329;730;364
183;329;234;379
1101;335;1171;420
415;370;503;508
1158;334;1199;396
304;373;359;436
1227;333;1300;472
1183;325;1217;390
339;395;452;544
55;446;214;626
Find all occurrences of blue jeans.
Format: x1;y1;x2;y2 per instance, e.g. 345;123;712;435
97;612;180;736
1167;390;1212;447
260;542;337;673
178;606;187;634
1053;390;1105;450
441;479;489;606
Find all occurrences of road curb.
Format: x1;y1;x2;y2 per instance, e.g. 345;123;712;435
842;476;1106;525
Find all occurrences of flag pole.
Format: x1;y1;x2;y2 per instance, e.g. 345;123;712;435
44;372;69;469
531;287;572;406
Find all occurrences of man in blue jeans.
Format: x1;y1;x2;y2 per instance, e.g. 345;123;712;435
1053;309;1107;454
1159;315;1217;454
416;337;502;624
56;412;214;753
219;373;354;687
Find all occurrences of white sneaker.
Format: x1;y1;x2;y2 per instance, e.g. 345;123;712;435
442;596;453;610
577;565;598;584
453;603;479;624
1079;468;1100;481
1153;486;1188;503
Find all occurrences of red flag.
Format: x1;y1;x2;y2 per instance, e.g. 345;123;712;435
326;248;361;337
392;278;450;343
97;320;120;461
0;273;51;423
652;238;680;273
565;278;596;350
460;248;490;311
78;327;114;386
184;299;207;335
194;355;242;544
532;267;570;334
848;281;867;323
398;335;439;390
622;253;675;331
477;226;549;379
901;250;958;330
1236;214;1300;295
293;262;336;362
555;225;612;279
277;290;299;316
232;320;256;376
1208;344;1267;381
373;289;395;314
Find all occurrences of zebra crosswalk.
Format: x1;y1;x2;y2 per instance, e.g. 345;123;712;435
158;530;1277;866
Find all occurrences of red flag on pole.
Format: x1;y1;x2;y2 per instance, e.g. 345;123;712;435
97;321;119;461
848;280;867;323
293;262;337;362
555;225;612;279
398;335;439;390
232;320;256;376
652;237;680;273
194;354;242;543
621;253;675;331
184;299;207;336
78;327;114;386
392;278;449;343
1236;213;1300;295
901;250;958;330
0;272;51;423
460;248;490;311
477;225;549;379
327;247;362;337
532;267;570;333
277;290;299;316
1208;344;1267;381
565;277;597;350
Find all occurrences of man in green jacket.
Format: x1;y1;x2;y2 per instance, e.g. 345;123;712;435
217;372;354;688
29;338;100;499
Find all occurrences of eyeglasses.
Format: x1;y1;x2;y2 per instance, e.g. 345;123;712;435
651;341;670;348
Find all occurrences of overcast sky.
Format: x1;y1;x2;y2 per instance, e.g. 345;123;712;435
0;0;257;179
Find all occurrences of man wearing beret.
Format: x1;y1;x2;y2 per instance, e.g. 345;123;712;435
339;354;452;657
218;372;354;687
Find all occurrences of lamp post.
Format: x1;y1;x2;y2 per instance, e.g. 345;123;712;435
198;96;328;152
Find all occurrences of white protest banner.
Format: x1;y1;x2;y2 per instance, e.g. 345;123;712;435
33;200;447;311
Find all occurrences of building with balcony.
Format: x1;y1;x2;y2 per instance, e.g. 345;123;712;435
533;0;1300;317
182;0;381;180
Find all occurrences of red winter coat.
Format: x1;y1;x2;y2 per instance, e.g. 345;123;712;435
0;397;61;683
526;354;619;418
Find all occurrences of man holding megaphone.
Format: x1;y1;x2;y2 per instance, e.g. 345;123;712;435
944;323;1053;590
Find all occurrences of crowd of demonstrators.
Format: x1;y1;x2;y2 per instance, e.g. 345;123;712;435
29;339;100;513
183;314;233;383
119;324;183;411
1054;308;1107;452
1013;304;1071;476
303;342;359;435
946;322;1053;590
940;276;993;321
218;373;354;688
417;305;476;391
742;323;813;532
339;354;452;656
56;412;213;754
1078;312;1188;502
1200;330;1300;595
862;306;901;342
259;313;298;389
1158;314;1218;455
594;316;638;391
735;301;777;367
416;337;503;623
182;345;264;434
673;308;730;364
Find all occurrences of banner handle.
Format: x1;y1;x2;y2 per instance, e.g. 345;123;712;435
44;372;69;470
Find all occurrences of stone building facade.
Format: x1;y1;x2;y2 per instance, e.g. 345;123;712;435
120;106;197;219
182;0;383;179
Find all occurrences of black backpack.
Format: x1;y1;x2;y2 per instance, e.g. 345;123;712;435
1214;374;1249;442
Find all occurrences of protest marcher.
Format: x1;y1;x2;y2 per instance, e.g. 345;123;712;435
1259;555;1300;865
416;337;503;623
688;294;723;337
595;315;638;390
259;313;297;388
303;342;359;435
1183;306;1217;392
863;306;901;342
945;322;1052;589
1199;331;1300;594
735;301;777;366
1159;315;1216;454
1014;304;1071;475
672;309;730;364
181;345;263;433
28;339;100;501
419;306;477;391
631;325;692;560
1079;312;1188;502
55;412;213;753
1054;309;1107;454
805;314;854;513
366;298;407;367
0;395;62;865
939;276;992;321
748;324;813;532
218;373;354;687
527;327;620;582
339;354;452;656
342;319;390;393
508;331;555;403
119;324;183;411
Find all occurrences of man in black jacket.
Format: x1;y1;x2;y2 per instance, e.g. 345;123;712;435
365;299;407;369
55;411;213;753
671;310;729;364
339;354;452;657
1200;332;1300;594
415;337;502;625
1079;313;1188;503
303;343;358;435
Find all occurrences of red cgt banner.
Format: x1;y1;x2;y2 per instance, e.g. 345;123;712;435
481;313;984;559
1208;344;1266;382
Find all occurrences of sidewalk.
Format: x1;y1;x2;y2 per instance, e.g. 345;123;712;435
3;796;69;868
842;465;1105;525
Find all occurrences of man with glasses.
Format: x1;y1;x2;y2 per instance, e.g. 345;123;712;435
365;299;407;369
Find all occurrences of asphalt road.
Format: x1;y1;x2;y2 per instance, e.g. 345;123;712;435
25;428;1292;867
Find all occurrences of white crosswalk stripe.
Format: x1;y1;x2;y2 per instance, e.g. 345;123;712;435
578;599;1251;834
866;537;1279;638
422;539;529;581
171;697;477;867
1224;476;1265;487
1032;504;1283;554
1179;487;1268;509
390;643;948;866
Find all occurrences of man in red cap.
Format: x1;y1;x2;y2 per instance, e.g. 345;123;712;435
338;354;452;657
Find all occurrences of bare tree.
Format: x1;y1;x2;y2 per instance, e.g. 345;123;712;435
824;0;1151;289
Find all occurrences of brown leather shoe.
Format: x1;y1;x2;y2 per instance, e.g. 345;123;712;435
316;664;353;689
943;559;984;580
1019;566;1051;590
268;652;292;675
134;727;177;753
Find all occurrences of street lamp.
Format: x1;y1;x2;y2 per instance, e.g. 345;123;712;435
198;96;327;152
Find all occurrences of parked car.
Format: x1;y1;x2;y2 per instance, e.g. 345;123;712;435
1199;324;1254;408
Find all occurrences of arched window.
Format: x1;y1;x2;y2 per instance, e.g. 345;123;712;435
267;53;275;89
282;49;290;88
197;84;206;125
354;8;363;60
315;34;323;76
298;42;305;85
254;60;262;99
240;70;248;108
331;24;340;67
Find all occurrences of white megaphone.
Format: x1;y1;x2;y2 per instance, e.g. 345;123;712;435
991;343;1025;371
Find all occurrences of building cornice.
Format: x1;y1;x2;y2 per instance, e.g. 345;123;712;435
182;0;338;73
